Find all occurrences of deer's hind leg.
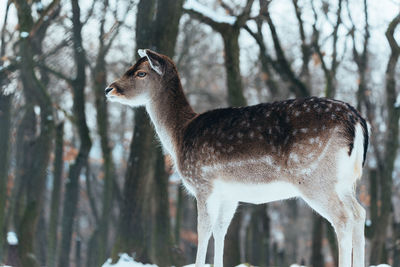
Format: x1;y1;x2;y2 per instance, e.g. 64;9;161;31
303;187;355;267
349;195;366;267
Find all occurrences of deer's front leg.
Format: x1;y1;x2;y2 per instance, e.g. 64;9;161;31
212;200;238;267
195;197;212;267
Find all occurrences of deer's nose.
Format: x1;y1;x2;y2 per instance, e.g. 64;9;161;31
105;87;113;95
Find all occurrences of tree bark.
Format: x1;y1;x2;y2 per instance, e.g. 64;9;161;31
310;215;324;267
112;0;183;266
86;1;119;265
47;123;64;267
0;93;12;261
58;1;92;266
369;13;400;264
12;1;56;265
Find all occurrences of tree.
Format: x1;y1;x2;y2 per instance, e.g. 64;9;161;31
47;123;64;267
112;0;184;266
86;0;129;266
369;13;400;264
0;93;12;261
58;0;92;266
11;0;60;265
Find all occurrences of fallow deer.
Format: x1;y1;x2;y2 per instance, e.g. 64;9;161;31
105;49;369;267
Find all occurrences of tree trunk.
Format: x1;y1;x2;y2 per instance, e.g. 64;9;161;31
86;11;117;264
370;14;400;264
222;28;247;107
392;219;400;267
0;93;12;261
310;215;324;267
247;205;270;266
224;211;241;267
112;0;183;266
13;1;56;265
47;123;64;267
58;1;92;266
112;108;157;263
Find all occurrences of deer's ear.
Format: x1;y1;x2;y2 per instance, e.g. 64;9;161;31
138;49;163;75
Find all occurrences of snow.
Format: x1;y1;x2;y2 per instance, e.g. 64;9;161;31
103;255;392;267
183;0;236;25
102;254;158;267
19;31;29;38
7;231;18;245
395;94;400;108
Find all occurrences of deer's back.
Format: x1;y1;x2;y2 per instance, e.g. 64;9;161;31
178;97;367;183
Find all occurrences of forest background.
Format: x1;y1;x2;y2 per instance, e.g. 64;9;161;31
0;0;400;266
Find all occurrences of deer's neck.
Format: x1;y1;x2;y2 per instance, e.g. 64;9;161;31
145;78;196;160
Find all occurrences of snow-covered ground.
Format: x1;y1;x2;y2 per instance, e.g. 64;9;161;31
102;254;158;267
102;254;392;267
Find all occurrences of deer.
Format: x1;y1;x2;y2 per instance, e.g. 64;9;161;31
105;49;370;267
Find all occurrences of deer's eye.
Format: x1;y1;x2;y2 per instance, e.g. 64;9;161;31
137;71;147;78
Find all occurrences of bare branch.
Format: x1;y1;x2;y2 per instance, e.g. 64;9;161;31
385;13;400;54
37;63;74;84
184;7;226;32
220;0;235;15
236;0;255;27
30;0;61;37
292;0;312;79
0;0;12;58
243;24;279;96
330;0;343;74
83;0;97;25
261;0;309;97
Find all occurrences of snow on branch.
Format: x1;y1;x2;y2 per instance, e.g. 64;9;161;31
183;0;236;25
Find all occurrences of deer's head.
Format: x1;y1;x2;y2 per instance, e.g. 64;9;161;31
105;49;175;107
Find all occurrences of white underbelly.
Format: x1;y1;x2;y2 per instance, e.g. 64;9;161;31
213;180;301;204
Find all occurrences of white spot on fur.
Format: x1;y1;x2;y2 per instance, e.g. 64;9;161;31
289;153;299;163
249;131;255;138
